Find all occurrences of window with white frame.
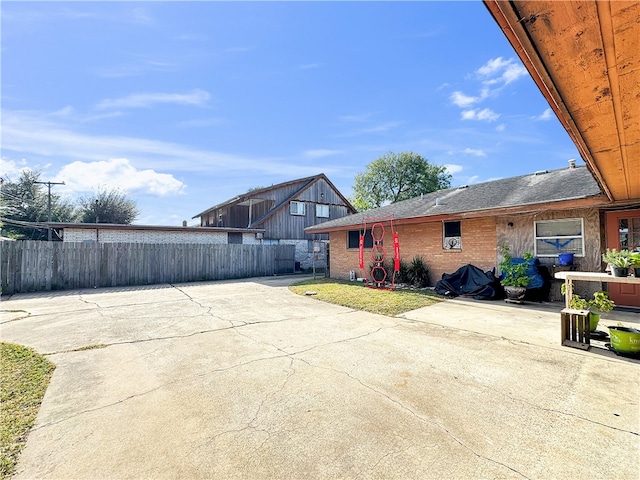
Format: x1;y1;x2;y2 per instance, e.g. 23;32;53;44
290;201;305;216
534;218;584;257
443;221;462;250
316;204;329;218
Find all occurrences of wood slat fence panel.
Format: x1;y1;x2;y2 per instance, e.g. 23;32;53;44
1;241;295;295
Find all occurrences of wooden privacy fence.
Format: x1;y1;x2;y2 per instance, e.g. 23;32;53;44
1;241;295;295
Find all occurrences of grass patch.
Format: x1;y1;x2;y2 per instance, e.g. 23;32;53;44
1;343;55;479
289;278;444;316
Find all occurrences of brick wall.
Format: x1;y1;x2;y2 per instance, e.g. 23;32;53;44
329;218;498;285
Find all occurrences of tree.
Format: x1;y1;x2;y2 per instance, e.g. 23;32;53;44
79;189;139;224
0;169;77;240
351;151;452;210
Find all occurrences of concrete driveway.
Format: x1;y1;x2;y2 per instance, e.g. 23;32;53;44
1;276;638;479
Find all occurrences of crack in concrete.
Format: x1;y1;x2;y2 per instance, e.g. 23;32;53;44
35;325;389;433
0;310;32;324
310;363;531;480
502;392;638;436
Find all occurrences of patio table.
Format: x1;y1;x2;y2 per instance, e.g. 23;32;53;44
554;271;640;308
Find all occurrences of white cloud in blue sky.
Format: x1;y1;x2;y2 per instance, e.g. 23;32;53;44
96;90;211;110
461;109;500;122
54;159;186;196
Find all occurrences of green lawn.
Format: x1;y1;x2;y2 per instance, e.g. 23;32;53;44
289;278;444;316
1;343;55;479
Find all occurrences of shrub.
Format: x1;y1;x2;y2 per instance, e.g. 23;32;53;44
396;259;411;284
407;255;430;288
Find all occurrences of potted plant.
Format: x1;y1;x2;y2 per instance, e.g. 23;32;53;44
630;251;640;278
499;245;533;303
602;248;632;277
561;286;615;332
587;291;615;332
608;323;640;355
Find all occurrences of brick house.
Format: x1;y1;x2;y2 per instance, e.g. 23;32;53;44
306;165;640;308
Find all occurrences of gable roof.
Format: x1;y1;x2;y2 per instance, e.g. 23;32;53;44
306;166;606;233
192;173;356;222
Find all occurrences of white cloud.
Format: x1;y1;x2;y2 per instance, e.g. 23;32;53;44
450;58;528;113
477;57;528;86
1;109;330;178
176;118;225;128
533;108;554;121
443;164;463;175
0;157;29;179
450;91;479;108
336;121;402;138
339;113;373;122
54;158;185;196
496;124;506;132
96;89;211;110
476;57;512;77
462;148;486;157
303;149;343;159
461;108;500;122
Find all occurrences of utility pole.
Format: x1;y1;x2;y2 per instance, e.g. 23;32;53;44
34;180;65;241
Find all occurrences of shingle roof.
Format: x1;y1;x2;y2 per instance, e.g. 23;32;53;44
192;173;355;219
306;166;605;232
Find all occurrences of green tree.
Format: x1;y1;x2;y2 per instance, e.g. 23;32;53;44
351;151;452;210
79;189;139;224
0;170;77;240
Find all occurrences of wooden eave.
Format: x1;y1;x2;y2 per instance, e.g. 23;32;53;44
484;0;640;202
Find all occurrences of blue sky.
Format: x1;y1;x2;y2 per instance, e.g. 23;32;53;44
1;1;581;225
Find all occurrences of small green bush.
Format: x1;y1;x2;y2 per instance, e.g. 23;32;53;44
407;256;430;288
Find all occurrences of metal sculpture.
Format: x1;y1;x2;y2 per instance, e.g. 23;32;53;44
359;214;400;290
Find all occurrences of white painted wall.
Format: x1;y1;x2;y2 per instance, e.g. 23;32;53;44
63;228;229;244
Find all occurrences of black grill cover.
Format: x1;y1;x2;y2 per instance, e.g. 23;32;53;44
435;264;504;300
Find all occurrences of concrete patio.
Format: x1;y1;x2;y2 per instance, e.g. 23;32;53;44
1;276;638;479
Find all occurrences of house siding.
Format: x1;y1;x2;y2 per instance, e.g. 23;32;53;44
496;207;602;301
330;207;603;301
195;174;355;265
64;228;230;244
330;218;497;284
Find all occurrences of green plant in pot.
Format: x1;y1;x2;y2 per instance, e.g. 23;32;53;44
561;286;615;332
586;291;615;332
602;248;633;277
630;252;640;277
499;245;532;303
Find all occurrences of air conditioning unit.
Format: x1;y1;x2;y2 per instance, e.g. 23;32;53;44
444;236;461;250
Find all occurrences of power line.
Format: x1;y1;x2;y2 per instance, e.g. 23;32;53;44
34;180;65;241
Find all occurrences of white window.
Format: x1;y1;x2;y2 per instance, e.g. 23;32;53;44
316;204;329;218
290;201;305;216
535;218;584;257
